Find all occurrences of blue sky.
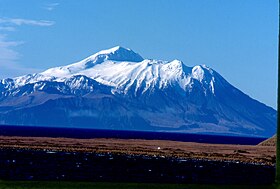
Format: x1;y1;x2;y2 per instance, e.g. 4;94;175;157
0;0;278;109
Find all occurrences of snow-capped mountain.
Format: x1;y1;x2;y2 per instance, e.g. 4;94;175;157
0;46;276;137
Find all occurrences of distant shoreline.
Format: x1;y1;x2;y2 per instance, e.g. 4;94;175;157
0;125;267;145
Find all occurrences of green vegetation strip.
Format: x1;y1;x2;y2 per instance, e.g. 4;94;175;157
0;181;278;189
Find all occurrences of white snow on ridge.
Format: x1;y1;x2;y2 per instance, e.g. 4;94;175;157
95;46;131;55
9;46;217;95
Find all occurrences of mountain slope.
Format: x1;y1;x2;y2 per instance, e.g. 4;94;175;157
0;46;276;137
258;135;276;146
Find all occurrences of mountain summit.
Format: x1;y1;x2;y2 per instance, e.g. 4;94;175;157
91;46;144;62
79;46;144;68
0;46;276;137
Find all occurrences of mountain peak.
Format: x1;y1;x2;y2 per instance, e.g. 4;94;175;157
89;46;144;63
97;46;128;54
0;46;276;138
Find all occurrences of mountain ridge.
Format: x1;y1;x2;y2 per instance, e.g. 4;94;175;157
0;46;276;137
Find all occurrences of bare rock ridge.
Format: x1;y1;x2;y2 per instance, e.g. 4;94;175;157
0;46;276;138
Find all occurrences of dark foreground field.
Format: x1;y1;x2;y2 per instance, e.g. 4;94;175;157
0;136;276;185
0;181;278;189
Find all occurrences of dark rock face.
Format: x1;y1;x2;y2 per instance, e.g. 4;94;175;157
0;81;276;137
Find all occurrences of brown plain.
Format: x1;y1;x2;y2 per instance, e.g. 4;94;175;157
0;136;276;166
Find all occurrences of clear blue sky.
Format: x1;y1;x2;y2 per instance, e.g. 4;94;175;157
0;0;278;109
